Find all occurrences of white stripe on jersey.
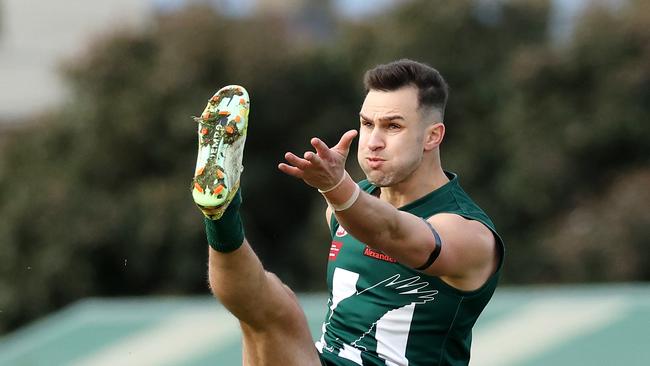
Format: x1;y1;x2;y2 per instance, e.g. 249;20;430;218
376;303;416;366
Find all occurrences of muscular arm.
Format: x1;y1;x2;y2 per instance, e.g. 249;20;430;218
281;130;497;284
325;183;496;280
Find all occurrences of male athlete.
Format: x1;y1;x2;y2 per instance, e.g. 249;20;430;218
191;59;504;366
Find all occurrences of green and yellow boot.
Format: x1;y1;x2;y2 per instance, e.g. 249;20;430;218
191;85;250;220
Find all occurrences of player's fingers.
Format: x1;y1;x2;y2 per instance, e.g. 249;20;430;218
311;137;330;158
284;152;311;170
334;130;358;154
278;163;304;178
304;151;323;166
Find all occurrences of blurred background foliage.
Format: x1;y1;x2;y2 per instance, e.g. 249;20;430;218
0;0;648;334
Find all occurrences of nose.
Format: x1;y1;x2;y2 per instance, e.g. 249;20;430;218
367;128;385;151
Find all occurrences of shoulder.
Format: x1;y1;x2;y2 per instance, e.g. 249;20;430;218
426;213;497;277
428;213;495;253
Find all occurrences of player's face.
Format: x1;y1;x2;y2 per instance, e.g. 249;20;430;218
357;86;426;187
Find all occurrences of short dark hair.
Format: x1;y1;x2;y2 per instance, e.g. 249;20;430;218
363;59;449;120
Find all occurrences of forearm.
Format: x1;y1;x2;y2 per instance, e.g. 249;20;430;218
332;190;401;248
322;173;428;265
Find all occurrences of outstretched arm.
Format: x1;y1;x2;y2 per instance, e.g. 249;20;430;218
278;131;496;283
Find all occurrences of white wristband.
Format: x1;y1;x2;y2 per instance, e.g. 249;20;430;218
318;171;347;193
329;184;361;212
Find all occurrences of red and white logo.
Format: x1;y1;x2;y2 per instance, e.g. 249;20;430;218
363;246;397;263
335;225;347;237
329;241;343;261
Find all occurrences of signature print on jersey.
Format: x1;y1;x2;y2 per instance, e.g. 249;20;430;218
317;268;438;365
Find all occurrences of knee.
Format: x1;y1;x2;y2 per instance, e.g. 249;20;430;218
261;271;305;324
266;271;299;300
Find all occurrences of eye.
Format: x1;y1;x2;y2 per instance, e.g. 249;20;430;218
361;120;373;127
388;123;401;130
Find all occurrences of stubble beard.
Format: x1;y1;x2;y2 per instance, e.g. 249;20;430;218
366;171;396;187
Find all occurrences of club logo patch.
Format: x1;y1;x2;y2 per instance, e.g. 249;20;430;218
335;226;347;237
329;241;343;261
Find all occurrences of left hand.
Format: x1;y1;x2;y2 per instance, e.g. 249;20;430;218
278;129;358;190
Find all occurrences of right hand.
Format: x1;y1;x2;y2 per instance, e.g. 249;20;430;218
278;129;358;190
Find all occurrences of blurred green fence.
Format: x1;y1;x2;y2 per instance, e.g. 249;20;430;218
0;284;648;366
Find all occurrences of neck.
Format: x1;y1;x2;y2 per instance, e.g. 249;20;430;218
379;158;449;208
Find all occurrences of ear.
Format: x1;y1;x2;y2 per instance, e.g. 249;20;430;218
423;122;445;151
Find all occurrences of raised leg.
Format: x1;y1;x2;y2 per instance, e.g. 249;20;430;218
208;242;321;366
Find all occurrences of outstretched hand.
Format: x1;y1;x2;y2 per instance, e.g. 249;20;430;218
278;129;358;190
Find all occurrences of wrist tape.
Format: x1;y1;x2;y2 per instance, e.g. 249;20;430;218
318;172;347;193
329;184;360;211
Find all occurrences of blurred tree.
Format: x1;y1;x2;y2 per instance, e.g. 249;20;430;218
541;168;650;282
494;0;650;281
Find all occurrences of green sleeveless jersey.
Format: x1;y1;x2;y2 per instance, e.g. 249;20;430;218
316;172;504;366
